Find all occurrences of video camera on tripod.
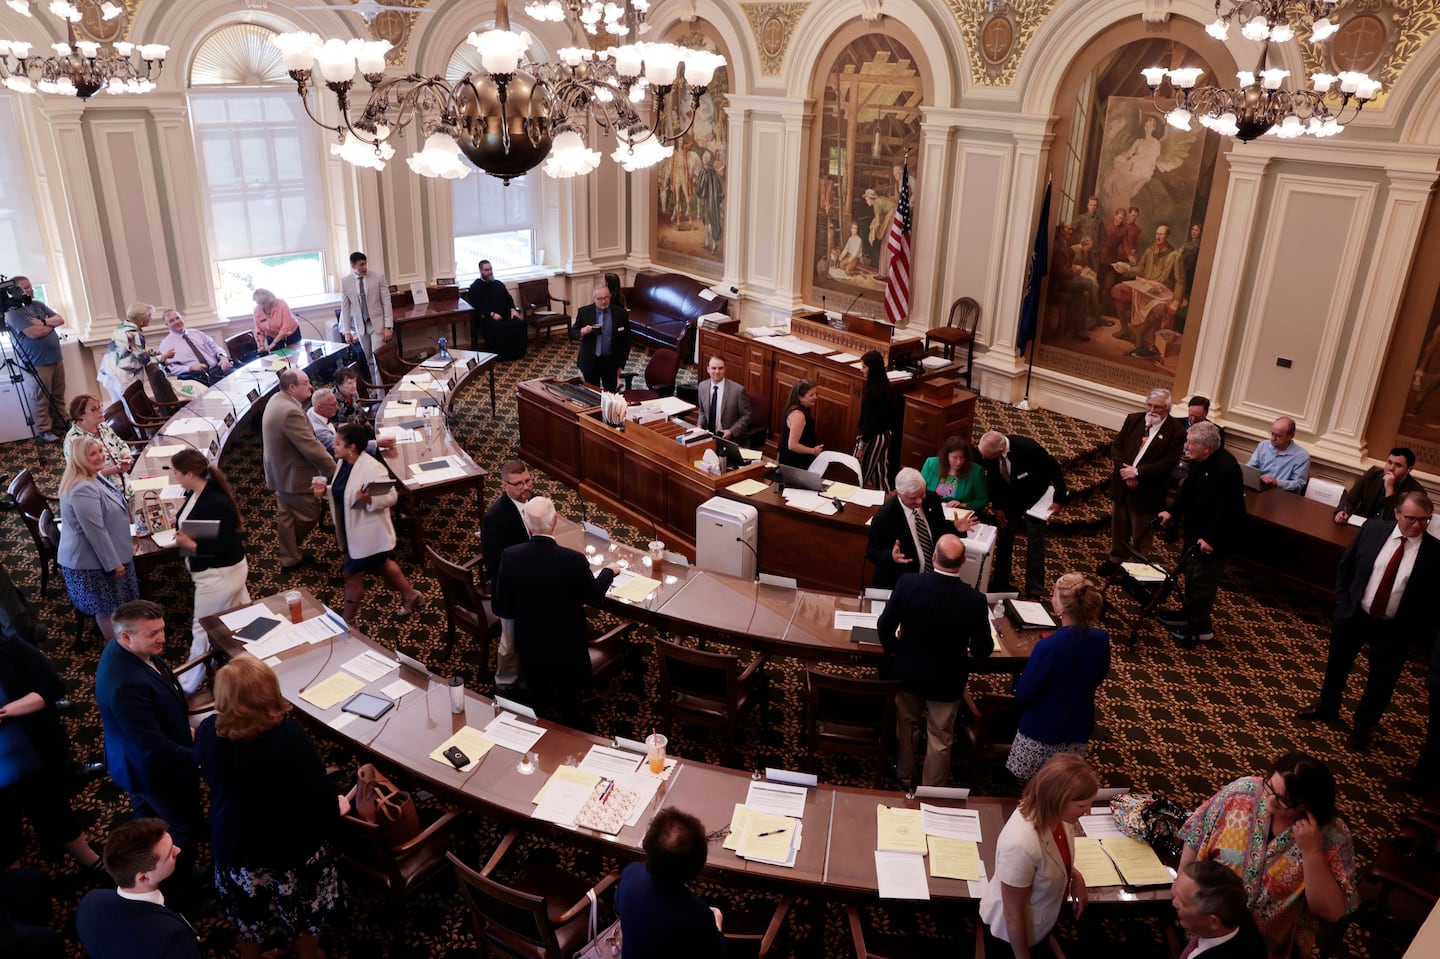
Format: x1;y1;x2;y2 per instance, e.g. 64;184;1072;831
0;275;30;312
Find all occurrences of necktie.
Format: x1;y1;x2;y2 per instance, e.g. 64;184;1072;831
359;277;371;328
999;455;1011;482
912;508;932;573
596;309;609;357
181;332;210;367
1178;938;1199;959
710;383;720;432
1370;539;1406;618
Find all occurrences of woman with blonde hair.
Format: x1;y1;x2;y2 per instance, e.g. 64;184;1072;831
58;434;138;640
1006;572;1112;780
251;288;301;355
980;754;1099;959
195;655;345;959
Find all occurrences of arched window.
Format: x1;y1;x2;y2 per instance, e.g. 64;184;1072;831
188;23;330;316
0;95;49;299
447;32;542;280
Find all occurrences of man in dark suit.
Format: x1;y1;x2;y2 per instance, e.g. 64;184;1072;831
1171;860;1266;959
571;281;631;392
492;496;619;728
1391;635;1440;791
1297;489;1440;750
616;808;726;958
865;467;976;589
696;356;751;440
977;431;1068;599
480;458;534;688
1156;422;1245;647
1333;447;1425;525
93;601;204;903
261;368;335;569
77;817;200;959
1101;388;1185;573
877;534;992;787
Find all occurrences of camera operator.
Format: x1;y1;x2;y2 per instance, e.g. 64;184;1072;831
3;276;66;442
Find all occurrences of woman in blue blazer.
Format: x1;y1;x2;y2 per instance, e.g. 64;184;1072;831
59;435;139;641
1007;572;1112;781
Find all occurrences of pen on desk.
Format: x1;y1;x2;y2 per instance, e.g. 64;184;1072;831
599;780;614;804
756;828;788;837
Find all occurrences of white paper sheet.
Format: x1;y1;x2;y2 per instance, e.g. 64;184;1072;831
1025;485;1056;521
744;780;808;819
149;529;177;549
379;678;419;701
848;488;887;507
164;416;218;436
341;650;398;683
1079;812;1126;839
834;610;881;630
532;778;593;826
219;603;277;631
482;712;547;753
327;713;358;733
920;804;983;841
875;851;931;900
579;745;644;778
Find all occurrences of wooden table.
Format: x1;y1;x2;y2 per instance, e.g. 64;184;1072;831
392;297;472;357
1237;487;1353;601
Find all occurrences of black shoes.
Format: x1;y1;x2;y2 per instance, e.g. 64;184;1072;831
1387;772;1434;793
1155;611;1188;628
71;761;106;784
1347;726;1375;751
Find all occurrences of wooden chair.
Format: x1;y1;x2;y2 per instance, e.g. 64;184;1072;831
803;670;899;788
121;381;172;433
959;690;1019;776
585;616;635;688
1319;831;1440;958
723;896;793;959
144;363;188;411
335;806;466;900
8;470;59;597
925;296;980;389
620;348;680;402
447;828;618;959
225;331;257;363
373;340;412;387
423;546;497;671
847;903;967;959
516;278;571;339
102;402;151;450
656;638;768;760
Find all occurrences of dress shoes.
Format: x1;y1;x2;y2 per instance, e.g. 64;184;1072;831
55;698;76;713
1294;704;1339;722
71;761;106;784
1155;611;1188;629
1347;726;1375;751
279;551;317;571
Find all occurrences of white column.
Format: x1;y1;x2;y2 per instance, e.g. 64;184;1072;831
984;129;1053;397
150;102;219;327
40;98;113;341
910;118;954;331
720;99;749;298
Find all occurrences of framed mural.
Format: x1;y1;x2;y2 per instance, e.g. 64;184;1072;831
1398;295;1440;468
1036;39;1222;393
653;32;729;279
810;35;922;317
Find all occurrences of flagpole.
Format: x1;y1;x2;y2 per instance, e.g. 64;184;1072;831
1015;337;1037;411
1013;176;1052;412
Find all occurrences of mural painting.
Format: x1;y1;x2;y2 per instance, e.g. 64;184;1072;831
1036;40;1222;392
811;35;922;318
653;34;729;279
1397;294;1440;470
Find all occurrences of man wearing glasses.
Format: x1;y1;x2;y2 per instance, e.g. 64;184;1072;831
1099;387;1184;576
1246;416;1310;492
1297;490;1440;751
481;459;535;689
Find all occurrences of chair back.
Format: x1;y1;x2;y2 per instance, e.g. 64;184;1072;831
104;402;148;445
374;341;410;386
949;296;980;333
9;468;48;536
38;506;60;554
658;638;739;715
643;348;680;395
225;331;257;363
145;363;182;406
809;450;863;484
1305;477;1345;508
804;670;897;748
122;380;164;424
516;279;555;315
447;851;564;959
423;547;493;668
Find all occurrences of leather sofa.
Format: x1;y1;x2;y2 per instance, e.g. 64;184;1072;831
621;270;727;359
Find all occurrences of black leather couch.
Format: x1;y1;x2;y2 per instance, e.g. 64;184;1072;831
620;271;727;359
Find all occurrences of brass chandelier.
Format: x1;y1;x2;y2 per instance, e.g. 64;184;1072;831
272;0;723;183
0;0;168;98
1142;0;1379;142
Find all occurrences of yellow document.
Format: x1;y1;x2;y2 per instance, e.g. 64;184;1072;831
876;805;927;854
130;474;170;492
531;766;601;805
728;479;770;497
738;447;762;462
723;804;749;850
1100;837;1174;886
926;837;980;881
609;575;663;602
298;671;365;710
427;726;495;772
943;505;975;525
1073;838;1123;887
266;358;289;371
826;482;861;502
736;810;797;862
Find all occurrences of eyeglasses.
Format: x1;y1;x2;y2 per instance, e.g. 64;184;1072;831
502;476;533;488
1398;512;1432;526
1261;777;1297;810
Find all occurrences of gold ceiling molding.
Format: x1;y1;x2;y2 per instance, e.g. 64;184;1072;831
74;0;144;44
1297;0;1405;110
741;2;807;77
945;0;1056;87
361;0;428;67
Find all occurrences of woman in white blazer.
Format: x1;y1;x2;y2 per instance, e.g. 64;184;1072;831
325;423;422;623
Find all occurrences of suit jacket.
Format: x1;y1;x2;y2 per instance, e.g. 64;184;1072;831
177;481;245;572
696;377;751;438
616;862;726;959
571;301;632;360
1013;625;1111;745
76;891;200;959
338;270;395;341
1336;518;1440;630
876;569;992;701
58;478;133;572
865;492;954;589
94;639;198;808
1109;412;1185;511
982;434;1068;516
1168;447;1245;556
1186;915;1266;959
261;391;335;494
327;451;399;560
492;535;615;682
480;493;528;591
1341;467;1425;522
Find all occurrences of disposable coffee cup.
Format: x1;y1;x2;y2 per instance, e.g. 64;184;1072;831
645;733;667;774
448;675;465;714
648;540;665;565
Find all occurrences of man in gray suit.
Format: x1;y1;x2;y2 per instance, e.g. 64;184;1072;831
696;356;751;440
338;251;394;378
261;369;335;569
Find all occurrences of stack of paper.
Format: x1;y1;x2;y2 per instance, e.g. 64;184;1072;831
429;727;494;773
1091;837;1174;886
1120;561;1167;583
724;806;802;866
409;456;466;484
607;571;662;603
482;711;546;753
873;803;985;897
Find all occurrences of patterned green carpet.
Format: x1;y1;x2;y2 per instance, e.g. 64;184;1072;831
0;336;1424;957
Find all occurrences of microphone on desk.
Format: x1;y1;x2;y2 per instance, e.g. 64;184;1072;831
840;289;865;319
734;536;762;584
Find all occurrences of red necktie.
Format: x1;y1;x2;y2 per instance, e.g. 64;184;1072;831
1369;539;1406;618
1178;938;1200;959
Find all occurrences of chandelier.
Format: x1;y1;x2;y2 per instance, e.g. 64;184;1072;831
271;0;723;183
0;1;168;98
1141;0;1379;142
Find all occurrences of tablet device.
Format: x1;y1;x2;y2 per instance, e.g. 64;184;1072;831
395;649;430;677
399;419;426;430
1240;463;1264;490
418;397;440;407
179;518;221;540
419;460;450;471
341;691;395;720
362;480;396;497
234;616;283;642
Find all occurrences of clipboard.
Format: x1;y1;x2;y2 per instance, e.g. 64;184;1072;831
179;518;221;540
362;480;396;496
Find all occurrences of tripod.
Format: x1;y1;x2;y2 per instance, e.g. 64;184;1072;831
1;334;56;467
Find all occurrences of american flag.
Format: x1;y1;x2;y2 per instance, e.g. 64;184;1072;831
884;162;912;326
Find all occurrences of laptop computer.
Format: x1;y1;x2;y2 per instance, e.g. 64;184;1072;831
1240;463;1265;490
712;434;748;470
777;464;826;491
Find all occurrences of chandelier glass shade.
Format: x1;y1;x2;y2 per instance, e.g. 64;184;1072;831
272;0;721;183
0;0;167;99
1142;0;1378;142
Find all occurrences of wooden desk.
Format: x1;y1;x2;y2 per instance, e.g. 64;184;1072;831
1237;487;1353;601
716;483;878;593
205;589;1160;906
392;297;471;357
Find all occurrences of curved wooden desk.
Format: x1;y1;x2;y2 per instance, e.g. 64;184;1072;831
205;588;1167;908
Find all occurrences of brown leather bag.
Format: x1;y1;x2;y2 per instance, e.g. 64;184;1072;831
353;763;421;847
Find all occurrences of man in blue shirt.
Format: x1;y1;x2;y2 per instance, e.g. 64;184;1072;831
1246;416;1309;492
3;276;66;441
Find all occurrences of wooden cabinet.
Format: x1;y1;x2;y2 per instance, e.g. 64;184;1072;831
900;382;977;471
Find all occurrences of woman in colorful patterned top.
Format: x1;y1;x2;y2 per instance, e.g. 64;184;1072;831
1178;752;1357;958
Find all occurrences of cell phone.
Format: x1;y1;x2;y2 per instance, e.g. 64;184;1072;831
442;746;470;770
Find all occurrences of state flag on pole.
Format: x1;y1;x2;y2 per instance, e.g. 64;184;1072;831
883;162;912;326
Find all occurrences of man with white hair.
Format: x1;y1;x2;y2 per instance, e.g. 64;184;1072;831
1100;387;1184;575
492;496;620;727
865;467;976;589
572;282;631;392
977;431;1068;599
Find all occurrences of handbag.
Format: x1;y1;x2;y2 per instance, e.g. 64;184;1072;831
1110;792;1189;859
572;886;621;959
353;763;422;847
